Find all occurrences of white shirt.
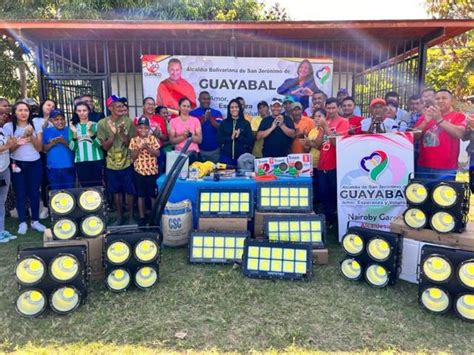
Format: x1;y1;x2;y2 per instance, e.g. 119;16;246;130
2;122;40;162
0;128;10;172
361;117;400;133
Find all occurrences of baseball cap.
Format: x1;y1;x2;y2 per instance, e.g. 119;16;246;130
137;116;150;127
291;102;303;110
50;109;65;119
106;95;121;108
283;96;295;104
337;88;349;96
370;98;386;107
271;98;283;106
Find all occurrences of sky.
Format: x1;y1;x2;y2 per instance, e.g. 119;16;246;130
264;0;430;21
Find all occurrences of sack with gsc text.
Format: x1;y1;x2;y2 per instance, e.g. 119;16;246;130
161;200;193;247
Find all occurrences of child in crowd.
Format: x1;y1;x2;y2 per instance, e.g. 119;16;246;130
129;116;160;226
42;109;75;190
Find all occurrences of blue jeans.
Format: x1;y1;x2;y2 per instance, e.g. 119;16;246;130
47;167;76;190
416;166;457;183
11;159;42;222
315;169;338;224
0;168;11;231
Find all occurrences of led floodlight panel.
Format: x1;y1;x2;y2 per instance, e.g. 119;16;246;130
256;182;312;213
242;240;312;280
189;232;248;264
197;188;253;217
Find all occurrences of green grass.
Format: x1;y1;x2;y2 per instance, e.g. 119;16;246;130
1;216;474;354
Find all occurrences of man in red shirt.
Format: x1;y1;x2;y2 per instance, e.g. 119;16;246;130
156;58;197;112
415;89;466;181
341;96;363;135
315;97;350;227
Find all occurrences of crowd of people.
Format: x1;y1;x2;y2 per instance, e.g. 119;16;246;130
0;86;472;242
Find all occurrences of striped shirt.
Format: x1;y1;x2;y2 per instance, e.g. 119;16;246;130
69;122;104;163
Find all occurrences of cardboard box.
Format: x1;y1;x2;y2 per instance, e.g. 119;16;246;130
43;229;105;281
253;211;315;239
312;248;328;265
287;153;313;177
390;215;474;252
254;157;289;176
198;217;248;232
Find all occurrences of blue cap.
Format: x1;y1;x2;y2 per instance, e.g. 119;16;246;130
50;109;65;119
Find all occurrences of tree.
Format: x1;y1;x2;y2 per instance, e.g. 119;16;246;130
0;0;289;100
424;0;473;98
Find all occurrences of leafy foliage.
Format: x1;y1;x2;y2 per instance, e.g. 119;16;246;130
424;0;473;97
0;0;288;100
0;0;287;21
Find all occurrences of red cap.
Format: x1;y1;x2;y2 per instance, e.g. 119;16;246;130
370;98;386;107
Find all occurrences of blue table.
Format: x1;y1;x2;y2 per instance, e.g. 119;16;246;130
157;175;312;228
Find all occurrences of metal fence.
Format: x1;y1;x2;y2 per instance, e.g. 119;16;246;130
38;37;423;118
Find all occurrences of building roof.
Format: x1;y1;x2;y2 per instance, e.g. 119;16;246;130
1;19;473;45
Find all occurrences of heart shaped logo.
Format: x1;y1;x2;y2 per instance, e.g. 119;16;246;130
316;66;331;84
360;150;389;182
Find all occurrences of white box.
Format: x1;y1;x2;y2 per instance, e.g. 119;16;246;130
166;151;189;179
399;238;438;284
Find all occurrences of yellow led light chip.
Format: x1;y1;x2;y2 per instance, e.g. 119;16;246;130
284;249;294;260
260;247;271;259
193;249;203;258
260;260;270;271
290;198;299;206
268;222;278;232
203;248;213;258
230;203;239;211
295;250;307;261
290;188;298;197
290;221;299;230
201;203;210;212
194;237;203;246
221;193;229;202
247;259;258;270
230;193;239;202
204;238;213;247
261;197;270;206
215;237;224;247
225;249;235;259
299;188;308;197
283;261;294;273
210;203;219;212
280;198;289;206
240;203;249;212
214;248;224;258
236;238;245;248
261;188;270;197
311;221;321;231
300;221;310;231
211;193;219;202
201;193;210;202
225;238;235;247
272;248;282;259
271;260;282;272
295;262;307;274
248;246;259;258
241;193;249;202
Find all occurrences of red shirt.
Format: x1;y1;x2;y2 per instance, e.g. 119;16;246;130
318;116;350;171
415;111;466;169
348;115;364;135
134;114;169;147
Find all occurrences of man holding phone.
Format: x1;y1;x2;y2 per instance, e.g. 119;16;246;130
190;91;222;163
257;98;296;158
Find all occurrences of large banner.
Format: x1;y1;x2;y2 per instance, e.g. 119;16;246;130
142;55;333;115
336;133;414;240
